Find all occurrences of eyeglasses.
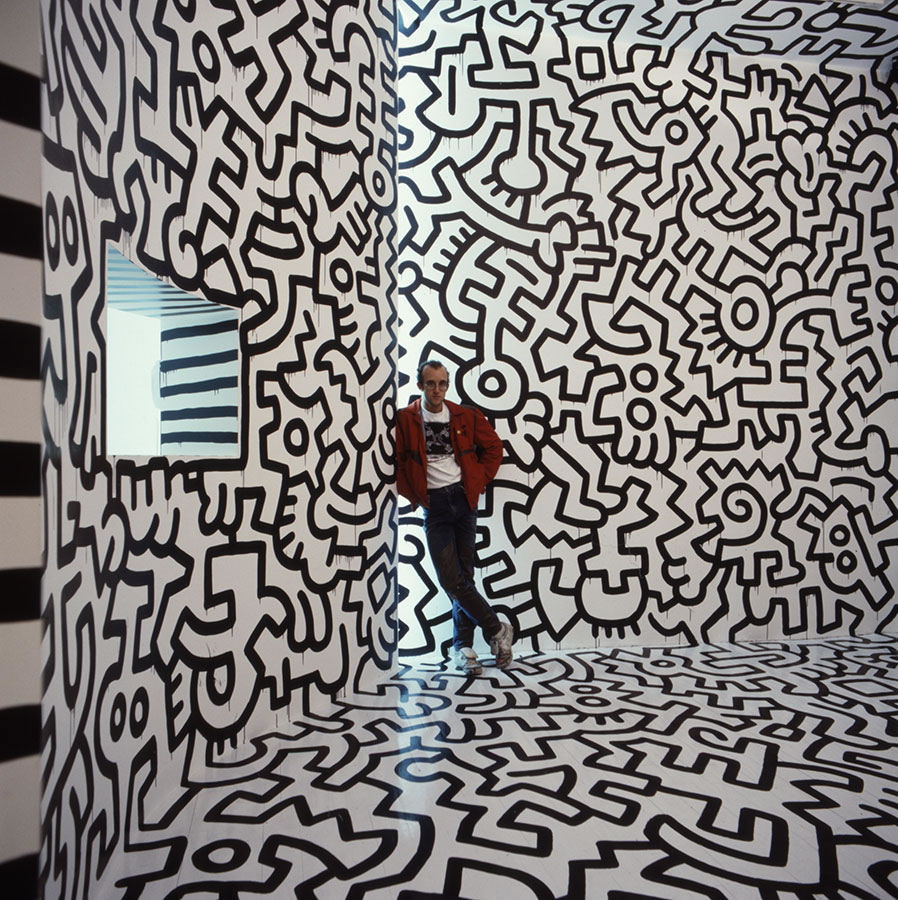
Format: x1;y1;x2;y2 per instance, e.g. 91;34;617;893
423;380;449;391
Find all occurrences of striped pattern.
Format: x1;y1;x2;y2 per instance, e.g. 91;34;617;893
159;318;239;454
106;247;226;317
0;2;42;897
107;247;240;457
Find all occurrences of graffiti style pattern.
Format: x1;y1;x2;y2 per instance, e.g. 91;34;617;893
41;1;395;896
396;0;898;657
64;635;898;897
42;0;898;897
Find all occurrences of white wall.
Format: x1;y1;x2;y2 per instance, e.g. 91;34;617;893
106;308;161;454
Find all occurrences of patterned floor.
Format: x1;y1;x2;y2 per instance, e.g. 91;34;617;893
112;635;898;899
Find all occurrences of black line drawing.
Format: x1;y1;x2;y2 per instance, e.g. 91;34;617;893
40;1;898;895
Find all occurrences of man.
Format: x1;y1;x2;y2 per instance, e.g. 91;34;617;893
395;359;514;674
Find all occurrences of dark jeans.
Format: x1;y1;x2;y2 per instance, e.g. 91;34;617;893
423;482;501;651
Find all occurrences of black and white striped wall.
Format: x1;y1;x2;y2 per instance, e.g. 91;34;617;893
0;1;42;897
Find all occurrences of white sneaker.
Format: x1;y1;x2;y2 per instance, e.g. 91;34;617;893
490;622;514;669
454;646;482;676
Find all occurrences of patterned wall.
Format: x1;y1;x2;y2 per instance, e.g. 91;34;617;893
40;2;396;896
396;0;898;658
0;1;42;896
41;0;898;895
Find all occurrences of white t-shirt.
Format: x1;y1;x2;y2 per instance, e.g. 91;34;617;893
422;405;462;489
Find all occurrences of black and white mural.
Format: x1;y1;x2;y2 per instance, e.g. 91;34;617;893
41;0;898;896
41;1;396;895
46;630;898;897
396;0;898;657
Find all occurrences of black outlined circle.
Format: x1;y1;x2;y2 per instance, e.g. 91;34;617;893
363;152;395;210
130;686;149;738
479;370;507;398
631;363;658;393
666;120;688;145
62;197;78;266
459;356;528;416
330;258;354;293
722;279;773;351
733;297;760;330
285;419;310;457
577;695;611;707
830;524;850;547
646;658;676;668
626;398;656;431
110;692;126;742
193;32;220;82
836;550;857;575
192;839;250;874
45;193;60;271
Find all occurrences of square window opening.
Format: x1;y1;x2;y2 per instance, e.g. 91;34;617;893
105;245;240;458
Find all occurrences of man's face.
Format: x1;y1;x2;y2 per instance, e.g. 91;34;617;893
418;365;449;412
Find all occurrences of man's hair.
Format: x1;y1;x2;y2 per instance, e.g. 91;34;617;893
418;358;449;383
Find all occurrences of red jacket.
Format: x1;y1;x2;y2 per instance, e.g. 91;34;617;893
395;398;503;510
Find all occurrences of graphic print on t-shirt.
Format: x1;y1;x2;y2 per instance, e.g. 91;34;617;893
422;406;462;489
424;419;453;460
